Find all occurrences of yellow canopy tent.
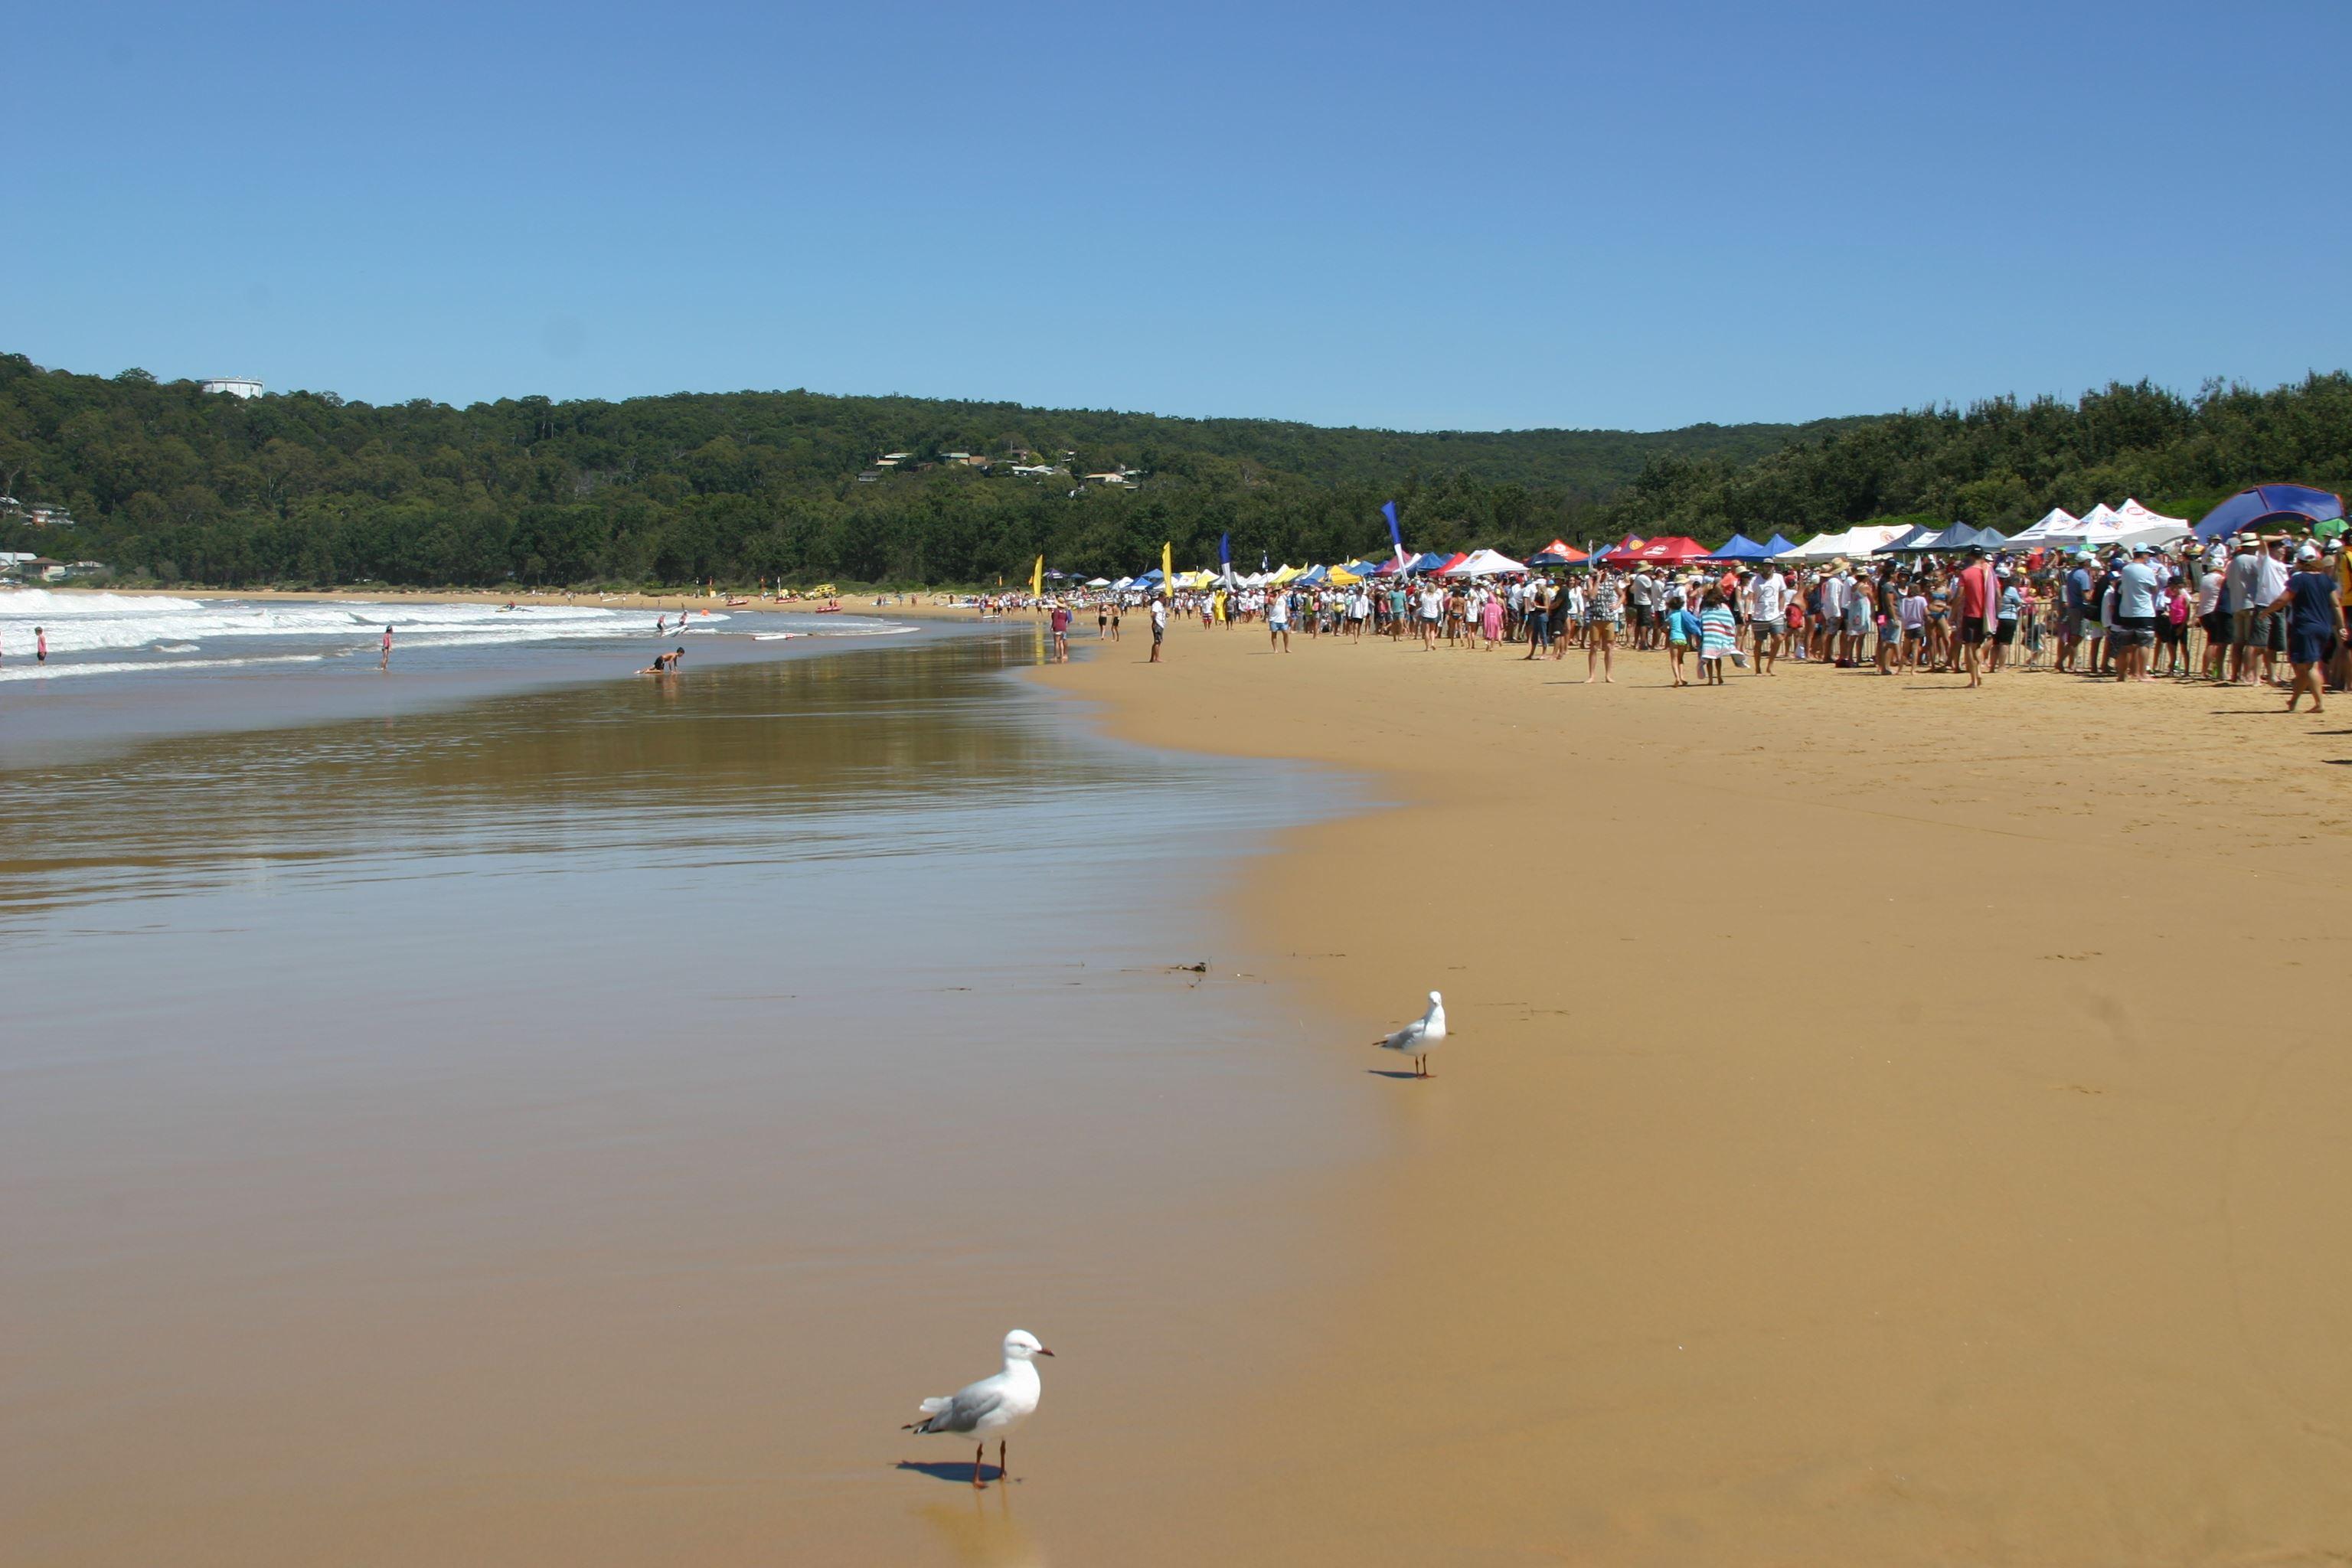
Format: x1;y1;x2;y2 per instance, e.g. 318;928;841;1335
1325;567;1364;585
1269;564;1305;584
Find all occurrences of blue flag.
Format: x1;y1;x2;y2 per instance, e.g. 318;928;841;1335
1383;501;1404;567
1219;532;1230;567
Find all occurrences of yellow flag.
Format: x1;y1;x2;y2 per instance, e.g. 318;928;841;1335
1031;555;1044;596
1161;541;1172;592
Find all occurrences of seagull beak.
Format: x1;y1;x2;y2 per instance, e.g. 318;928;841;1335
1036;1348;1055;1357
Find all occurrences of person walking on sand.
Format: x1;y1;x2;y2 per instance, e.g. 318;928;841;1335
1267;585;1291;652
1149;594;1168;663
1748;563;1785;675
2273;544;2344;714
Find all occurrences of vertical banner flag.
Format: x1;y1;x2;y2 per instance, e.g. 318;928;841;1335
1219;531;1231;588
1383;500;1406;572
1161;541;1173;593
1031;555;1044;596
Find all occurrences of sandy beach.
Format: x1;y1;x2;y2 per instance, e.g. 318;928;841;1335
1031;616;2352;1564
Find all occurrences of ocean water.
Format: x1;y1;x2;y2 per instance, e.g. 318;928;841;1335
0;590;927;763
0;627;1364;1567
0;588;910;682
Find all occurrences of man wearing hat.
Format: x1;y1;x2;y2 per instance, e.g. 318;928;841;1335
2112;542;2163;684
2225;534;2272;684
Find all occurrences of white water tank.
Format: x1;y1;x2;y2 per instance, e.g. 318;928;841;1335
200;377;265;398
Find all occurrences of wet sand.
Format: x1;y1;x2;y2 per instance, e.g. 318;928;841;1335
2;632;1367;1568
1036;619;2352;1564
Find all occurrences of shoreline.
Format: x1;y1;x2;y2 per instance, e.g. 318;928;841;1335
1029;616;2352;1563
30;583;1001;619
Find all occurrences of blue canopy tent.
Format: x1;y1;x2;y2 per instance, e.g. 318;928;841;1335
1707;533;1768;560
1344;560;1385;577
2191;484;2346;542
1296;565;1328;583
1758;534;1798;557
1135;567;1163;583
1407;551;1449;572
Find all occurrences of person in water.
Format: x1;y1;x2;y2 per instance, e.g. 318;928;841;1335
380;626;393;668
37;626;47;664
639;647;684;675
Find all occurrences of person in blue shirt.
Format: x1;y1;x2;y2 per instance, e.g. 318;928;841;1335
2112;544;2164;683
2059;550;2096;672
2272;543;2346;714
1664;593;1700;686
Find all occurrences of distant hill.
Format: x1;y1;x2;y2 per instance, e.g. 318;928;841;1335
2;352;2344;589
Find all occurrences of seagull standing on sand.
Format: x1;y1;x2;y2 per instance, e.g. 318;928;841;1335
1375;990;1447;1076
904;1329;1054;1488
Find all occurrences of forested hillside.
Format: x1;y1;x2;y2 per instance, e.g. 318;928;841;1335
0;352;2344;589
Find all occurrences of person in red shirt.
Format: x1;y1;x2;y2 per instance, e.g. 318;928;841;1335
1953;546;1995;688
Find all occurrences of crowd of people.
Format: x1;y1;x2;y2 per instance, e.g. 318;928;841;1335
1019;530;2352;710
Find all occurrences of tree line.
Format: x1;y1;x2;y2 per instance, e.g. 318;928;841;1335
0;353;2344;589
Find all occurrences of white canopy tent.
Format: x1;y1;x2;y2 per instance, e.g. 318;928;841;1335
2008;507;2082;546
1781;524;1912;562
2109;498;2190;550
1442;548;1529;576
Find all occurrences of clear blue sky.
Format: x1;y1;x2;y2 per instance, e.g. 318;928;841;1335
13;0;2347;431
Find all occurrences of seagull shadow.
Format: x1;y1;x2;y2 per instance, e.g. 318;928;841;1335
897;1459;1009;1485
1366;1068;1427;1080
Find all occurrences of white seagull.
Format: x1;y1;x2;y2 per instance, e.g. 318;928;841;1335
1375;990;1447;1076
904;1328;1054;1488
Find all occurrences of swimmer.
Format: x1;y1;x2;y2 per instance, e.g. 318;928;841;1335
37;626;47;664
380;625;393;668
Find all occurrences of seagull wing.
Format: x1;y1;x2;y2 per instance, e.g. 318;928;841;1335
1374;1018;1426;1050
906;1375;1007;1434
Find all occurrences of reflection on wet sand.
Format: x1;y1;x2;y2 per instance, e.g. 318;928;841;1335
0;632;1361;1568
917;1491;1046;1568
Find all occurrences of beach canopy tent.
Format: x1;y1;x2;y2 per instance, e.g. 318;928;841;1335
1707;533;1769;560
1782;524;1913;562
1590;534;1645;562
1886;522;2004;554
1782;531;1848;560
1444;548;1529;576
1524;537;1589;566
2007;507;2082;546
1344;560;1385;576
1871;524;1942;554
1269;564;1305;584
1086;577;1111;587
1758;534;1797;557
1135;568;1162;583
2191;484;2345;542
1623;536;1710;564
1325;566;1364;584
1403;550;1449;572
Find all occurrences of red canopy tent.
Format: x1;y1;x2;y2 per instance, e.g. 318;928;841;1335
1435;551;1470;573
1527;537;1589;564
1590;534;1645;562
1625;536;1710;564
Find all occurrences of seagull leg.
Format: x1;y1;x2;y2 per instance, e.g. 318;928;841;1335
999;1440;1008;1482
973;1444;985;1488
